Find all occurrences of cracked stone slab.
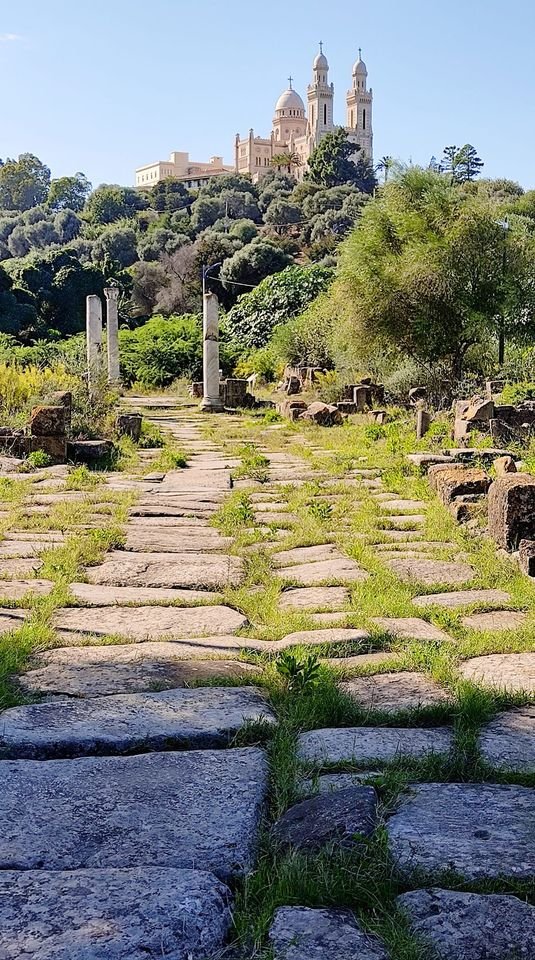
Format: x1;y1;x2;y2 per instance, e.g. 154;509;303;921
381;499;427;512
397;888;535;960
0;540;60;557
277;558;368;585
388;782;535;880
86;551;243;589
124;526;232;553
459;652;535;693
299;772;381;797
272;787;378;851
413;588;512;609
461;610;528;631
375;541;456;552
0;747;268;880
0;611;27;634
0;579;54;600
297;727;453;765
53;604;247;640
254;512;298;525
279;586;349;611
123;515;211;527
479;707;535;771
68;582;220;606
372;530;424;542
386;557;475;585
324;652;400;670
269;906;388;960
380;515;426;529
0;866;232;960
0;558;43;577
272;544;339;567
278;628;370;650
342;673;453;713
372;617;452;642
0;686;275;758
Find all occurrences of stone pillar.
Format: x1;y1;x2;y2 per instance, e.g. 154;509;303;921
200;292;224;413
104;286;120;385
86;295;103;392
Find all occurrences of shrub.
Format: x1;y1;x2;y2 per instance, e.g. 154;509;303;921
118;314;203;386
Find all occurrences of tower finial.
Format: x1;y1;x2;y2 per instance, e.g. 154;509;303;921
288;74;293;89
319;40;323;54
358;46;362;59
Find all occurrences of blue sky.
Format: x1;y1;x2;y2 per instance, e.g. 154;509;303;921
1;0;534;190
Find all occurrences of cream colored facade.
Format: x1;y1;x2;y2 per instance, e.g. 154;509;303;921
135;152;234;191
235;45;373;181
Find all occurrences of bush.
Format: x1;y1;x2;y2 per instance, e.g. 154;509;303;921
118;314;203;387
0;362;78;424
233;346;281;383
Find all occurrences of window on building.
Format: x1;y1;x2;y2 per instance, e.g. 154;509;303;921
311;106;314;125
363;108;366;130
323;103;327;125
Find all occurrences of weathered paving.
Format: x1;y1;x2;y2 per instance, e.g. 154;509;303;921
269;907;388;960
298;727;454;764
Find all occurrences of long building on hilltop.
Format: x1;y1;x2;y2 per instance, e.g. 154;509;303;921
235;44;373;180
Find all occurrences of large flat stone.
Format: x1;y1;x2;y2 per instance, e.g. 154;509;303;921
124;515;210;527
459;653;535;693
278;558;368;585
480;707;535;771
278;628;370;650
298;772;381;797
0;610;26;634
0;867;232;959
269;906;388;960
461;610;527;631
372;617;452;642
272;787;378;852
272;544;339;567
0;558;43;577
0;686;274;758
124;526;232;553
388;782;535;879
0;578;54;600
54;604;246;640
279;586;349;611
386;558;475;585
381;514;425;528
342;673;452;713
297;727;453;765
0;748;268;880
381;499;427;512
86;551;243;589
397;888;535;960
69;582;219;605
413;588;512;609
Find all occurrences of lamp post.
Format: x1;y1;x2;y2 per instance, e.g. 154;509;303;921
104;284;120;385
200;263;224;412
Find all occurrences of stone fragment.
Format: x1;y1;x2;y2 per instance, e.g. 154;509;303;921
300;401;343;426
413;588;511;609
279;586;349;610
278;558;368;585
54;603;246;640
255;512;297;525
397;888;535;960
428;464;490;504
272;787;377;852
343;673;452;713
488;473;535;550
407;453;454;470
461;610;527;631
86;551;243;589
519;538;535;576
269;906;388;960
464;397;495;422
67;439;114;462
386;557;474;585
278;628;369;650
116;412;142;441
494;454;517;476
0;748;268;879
372;617;452;642
69;582;219;605
272;543;339;566
388;782;535;879
459;652;535;693
29;405;66;436
297;727;453;764
0;867;233;960
0;686;275;758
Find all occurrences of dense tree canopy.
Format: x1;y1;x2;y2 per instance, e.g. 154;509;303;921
306;129;377;193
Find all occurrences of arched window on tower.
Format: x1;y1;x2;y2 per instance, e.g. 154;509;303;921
363;109;366;130
350;109;354;128
323;103;327;125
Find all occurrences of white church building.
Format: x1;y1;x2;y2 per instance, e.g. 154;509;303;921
235;45;373;180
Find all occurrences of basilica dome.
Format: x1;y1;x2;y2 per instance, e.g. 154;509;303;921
275;87;305;114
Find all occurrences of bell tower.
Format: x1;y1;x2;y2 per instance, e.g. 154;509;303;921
307;43;335;146
346;49;373;159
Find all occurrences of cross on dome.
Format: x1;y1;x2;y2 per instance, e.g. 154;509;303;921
288;75;293;89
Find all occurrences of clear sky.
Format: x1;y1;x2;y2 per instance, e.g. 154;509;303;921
2;0;534;190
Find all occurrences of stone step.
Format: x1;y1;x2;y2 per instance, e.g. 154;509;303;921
388;782;535;880
0;579;54;600
297;726;453;765
86;551;244;589
461;610;527;632
0;867;232;959
276;628;370;650
53;604;247;640
0;748;268;880
0;686;275;758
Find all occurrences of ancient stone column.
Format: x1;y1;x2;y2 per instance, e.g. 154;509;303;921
86;295;103;392
200;292;224;412
104;286;120;385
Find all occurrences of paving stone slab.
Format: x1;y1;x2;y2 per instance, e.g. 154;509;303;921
0;579;54;600
277;558;369;585
269;906;388;960
278;628;370;650
254;512;298;525
372;530;425;543
124;527;232;553
0;540;59;557
386;557;475;585
479;707;535;771
299;772;381;796
381;499;427;513
324;652;400;670
372;617;452;642
125;515;210;527
156;468;231;491
380;515;426;529
0;558;43;577
413;588;512;609
308;612;350;625
0;866;232;960
397;888;535;960
459;652;535;693
272;544;339;567
0;748;268;880
0;686;275;758
0;611;27;634
388;782;535;879
86;551;243;589
342;673;453;713
461;609;528;631
69;582;220;606
297;727;453;765
272;787;378;852
376;541;456;553
279;586;349;611
54;604;247;640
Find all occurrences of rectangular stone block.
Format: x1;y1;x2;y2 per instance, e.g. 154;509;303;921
518;538;535;576
30;436;67;460
488;474;535;550
428;465;490;505
29;405;66;437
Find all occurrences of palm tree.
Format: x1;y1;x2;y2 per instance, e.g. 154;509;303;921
271;152;302;176
375;155;394;184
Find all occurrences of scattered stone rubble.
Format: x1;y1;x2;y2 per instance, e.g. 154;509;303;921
0;393;114;464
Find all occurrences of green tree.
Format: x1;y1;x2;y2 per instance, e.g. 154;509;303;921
93;225;139;271
47;173;92;212
220;238;291;299
306;128;377;193
442;144;484;183
84;185;146;224
0;154;51;211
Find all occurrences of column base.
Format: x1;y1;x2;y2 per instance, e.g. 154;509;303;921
199;397;225;413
